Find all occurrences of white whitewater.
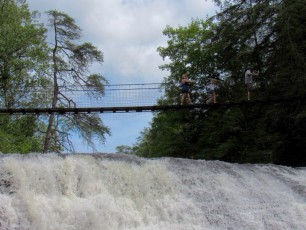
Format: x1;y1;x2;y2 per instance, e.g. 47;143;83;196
0;153;305;230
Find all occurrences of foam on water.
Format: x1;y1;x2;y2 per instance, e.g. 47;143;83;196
0;153;305;230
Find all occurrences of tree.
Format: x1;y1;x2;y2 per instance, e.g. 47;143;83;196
157;19;220;105
0;0;50;153
43;10;110;152
135;20;224;158
115;145;134;154
134;0;306;166
0;0;49;108
273;0;306;92
209;0;306;166
0;115;44;153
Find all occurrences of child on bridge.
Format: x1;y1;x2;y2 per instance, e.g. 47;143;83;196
180;73;194;105
206;78;219;104
245;66;259;100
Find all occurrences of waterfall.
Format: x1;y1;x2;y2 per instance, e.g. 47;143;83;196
0;153;305;230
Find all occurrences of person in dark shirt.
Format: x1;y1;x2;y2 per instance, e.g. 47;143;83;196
180;73;194;105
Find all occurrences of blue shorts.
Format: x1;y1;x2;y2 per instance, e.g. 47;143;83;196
181;84;189;93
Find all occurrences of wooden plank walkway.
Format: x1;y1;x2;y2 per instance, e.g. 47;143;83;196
1;95;305;114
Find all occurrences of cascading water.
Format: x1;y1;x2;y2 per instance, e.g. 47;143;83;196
0;153;305;230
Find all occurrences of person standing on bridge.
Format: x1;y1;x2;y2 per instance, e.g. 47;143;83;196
180;73;194;105
206;78;219;104
245;66;259;100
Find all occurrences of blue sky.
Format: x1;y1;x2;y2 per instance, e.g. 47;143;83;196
26;0;218;153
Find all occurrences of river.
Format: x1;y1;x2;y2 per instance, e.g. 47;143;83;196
0;153;305;230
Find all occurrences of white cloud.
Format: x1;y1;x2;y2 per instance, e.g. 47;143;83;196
80;0;177;82
26;0;218;152
27;0;216;83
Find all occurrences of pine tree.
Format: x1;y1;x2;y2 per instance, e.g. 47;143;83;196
43;10;110;152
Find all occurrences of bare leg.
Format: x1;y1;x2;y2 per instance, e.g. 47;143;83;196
181;93;186;105
187;94;192;104
247;84;252;100
206;97;211;104
247;91;251;100
213;92;216;103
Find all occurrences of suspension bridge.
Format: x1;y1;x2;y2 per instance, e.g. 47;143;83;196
0;83;305;115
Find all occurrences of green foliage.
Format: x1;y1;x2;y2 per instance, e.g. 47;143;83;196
272;0;306;96
264;101;306;166
133;0;306;166
0;115;44;153
0;0;50;153
116;145;134;154
134;111;191;158
0;0;49;108
0;3;110;153
157;19;220;104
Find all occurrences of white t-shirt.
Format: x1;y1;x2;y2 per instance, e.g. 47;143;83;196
207;83;218;93
245;70;253;84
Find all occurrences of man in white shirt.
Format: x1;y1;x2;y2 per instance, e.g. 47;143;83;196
245;67;258;100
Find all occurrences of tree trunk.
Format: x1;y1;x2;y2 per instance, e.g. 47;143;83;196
43;22;59;153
